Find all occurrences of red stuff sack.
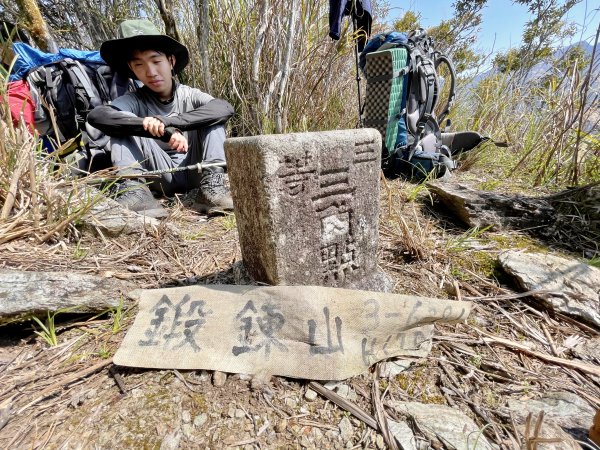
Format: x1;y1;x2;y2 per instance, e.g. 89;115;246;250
6;79;35;133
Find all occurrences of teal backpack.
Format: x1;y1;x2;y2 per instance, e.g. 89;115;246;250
362;29;493;180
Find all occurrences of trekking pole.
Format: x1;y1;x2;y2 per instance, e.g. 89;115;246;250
143;161;226;176
120;161;227;178
352;8;363;127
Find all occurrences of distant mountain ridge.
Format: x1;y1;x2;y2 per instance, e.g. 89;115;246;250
471;40;597;85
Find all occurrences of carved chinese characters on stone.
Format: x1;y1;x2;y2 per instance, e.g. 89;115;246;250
277;150;317;197
353;136;379;164
313;168;358;283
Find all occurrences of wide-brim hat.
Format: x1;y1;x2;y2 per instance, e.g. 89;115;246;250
100;19;189;77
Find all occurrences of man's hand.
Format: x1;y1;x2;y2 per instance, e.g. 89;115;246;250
143;116;165;137
169;131;188;153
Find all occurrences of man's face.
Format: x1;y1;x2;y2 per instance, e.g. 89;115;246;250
128;49;175;101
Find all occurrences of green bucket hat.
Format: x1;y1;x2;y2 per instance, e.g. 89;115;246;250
100;19;189;77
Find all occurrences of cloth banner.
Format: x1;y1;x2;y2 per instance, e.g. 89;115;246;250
114;285;471;380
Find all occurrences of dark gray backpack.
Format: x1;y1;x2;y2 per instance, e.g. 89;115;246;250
28;58;134;173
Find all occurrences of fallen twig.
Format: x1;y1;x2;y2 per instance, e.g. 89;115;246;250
372;370;399;450
109;365;128;395
476;329;600;377
17;358;113;415
308;381;378;431
464;289;557;301
540;323;559;357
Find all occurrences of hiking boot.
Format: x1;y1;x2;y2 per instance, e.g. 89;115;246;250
111;179;168;219
196;168;234;215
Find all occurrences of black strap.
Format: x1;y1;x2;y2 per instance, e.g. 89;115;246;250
366;67;408;83
363;118;388;126
434;54;456;125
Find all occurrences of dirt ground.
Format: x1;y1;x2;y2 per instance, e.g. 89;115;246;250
0;175;598;449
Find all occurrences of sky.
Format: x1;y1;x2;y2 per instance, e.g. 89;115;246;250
384;0;599;54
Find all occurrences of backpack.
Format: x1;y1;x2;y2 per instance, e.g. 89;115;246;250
28;58;132;152
361;29;458;180
11;43;134;174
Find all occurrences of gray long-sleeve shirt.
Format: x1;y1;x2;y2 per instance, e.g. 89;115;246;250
87;82;234;143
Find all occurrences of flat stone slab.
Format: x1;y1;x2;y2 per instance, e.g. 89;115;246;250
57;186;176;237
390;402;493;450
388;421;417;450
427;181;555;230
225;129;392;291
506;391;594;441
0;270;132;323
82;195;162;237
498;251;600;328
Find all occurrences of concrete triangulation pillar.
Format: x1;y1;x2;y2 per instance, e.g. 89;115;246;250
225;129;392;292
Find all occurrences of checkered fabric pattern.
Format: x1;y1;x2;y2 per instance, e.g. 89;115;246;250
364;48;408;153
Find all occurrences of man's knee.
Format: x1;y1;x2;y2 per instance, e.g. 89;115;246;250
200;124;226;141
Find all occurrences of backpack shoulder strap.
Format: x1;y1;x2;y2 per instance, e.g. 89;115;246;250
405;29;439;140
89;64;114;103
434;54;456;125
59;59;101;111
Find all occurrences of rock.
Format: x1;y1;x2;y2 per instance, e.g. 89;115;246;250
197;370;211;382
300;435;312;448
212;371;227;387
325;429;340;439
182;410;191;424
225;129;393;292
515;418;580;449
250;372;272;392
227;406;236;418
0;269;132;323
498;251;600;327
73;186;178;237
334;384;358;402
193;413;207;428
275;418;288;433
378;359;413;378
390;402;493;450
304;388;318;402
235;408;246;419
323;381;358;401
181;424;193;439
159;431;181;450
388;421;417;450
131;388;144;398
574;336;600;362
506;391;594;441
339;416;353;442
427;181;556;230
312;427;323;440
284;397;298;409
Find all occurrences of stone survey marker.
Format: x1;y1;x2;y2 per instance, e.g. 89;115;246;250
225;129;390;291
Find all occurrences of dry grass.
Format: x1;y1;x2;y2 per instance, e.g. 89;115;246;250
450;45;600;188
178;0;359;136
0;118;110;246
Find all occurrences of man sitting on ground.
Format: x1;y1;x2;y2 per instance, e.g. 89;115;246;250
87;19;234;218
